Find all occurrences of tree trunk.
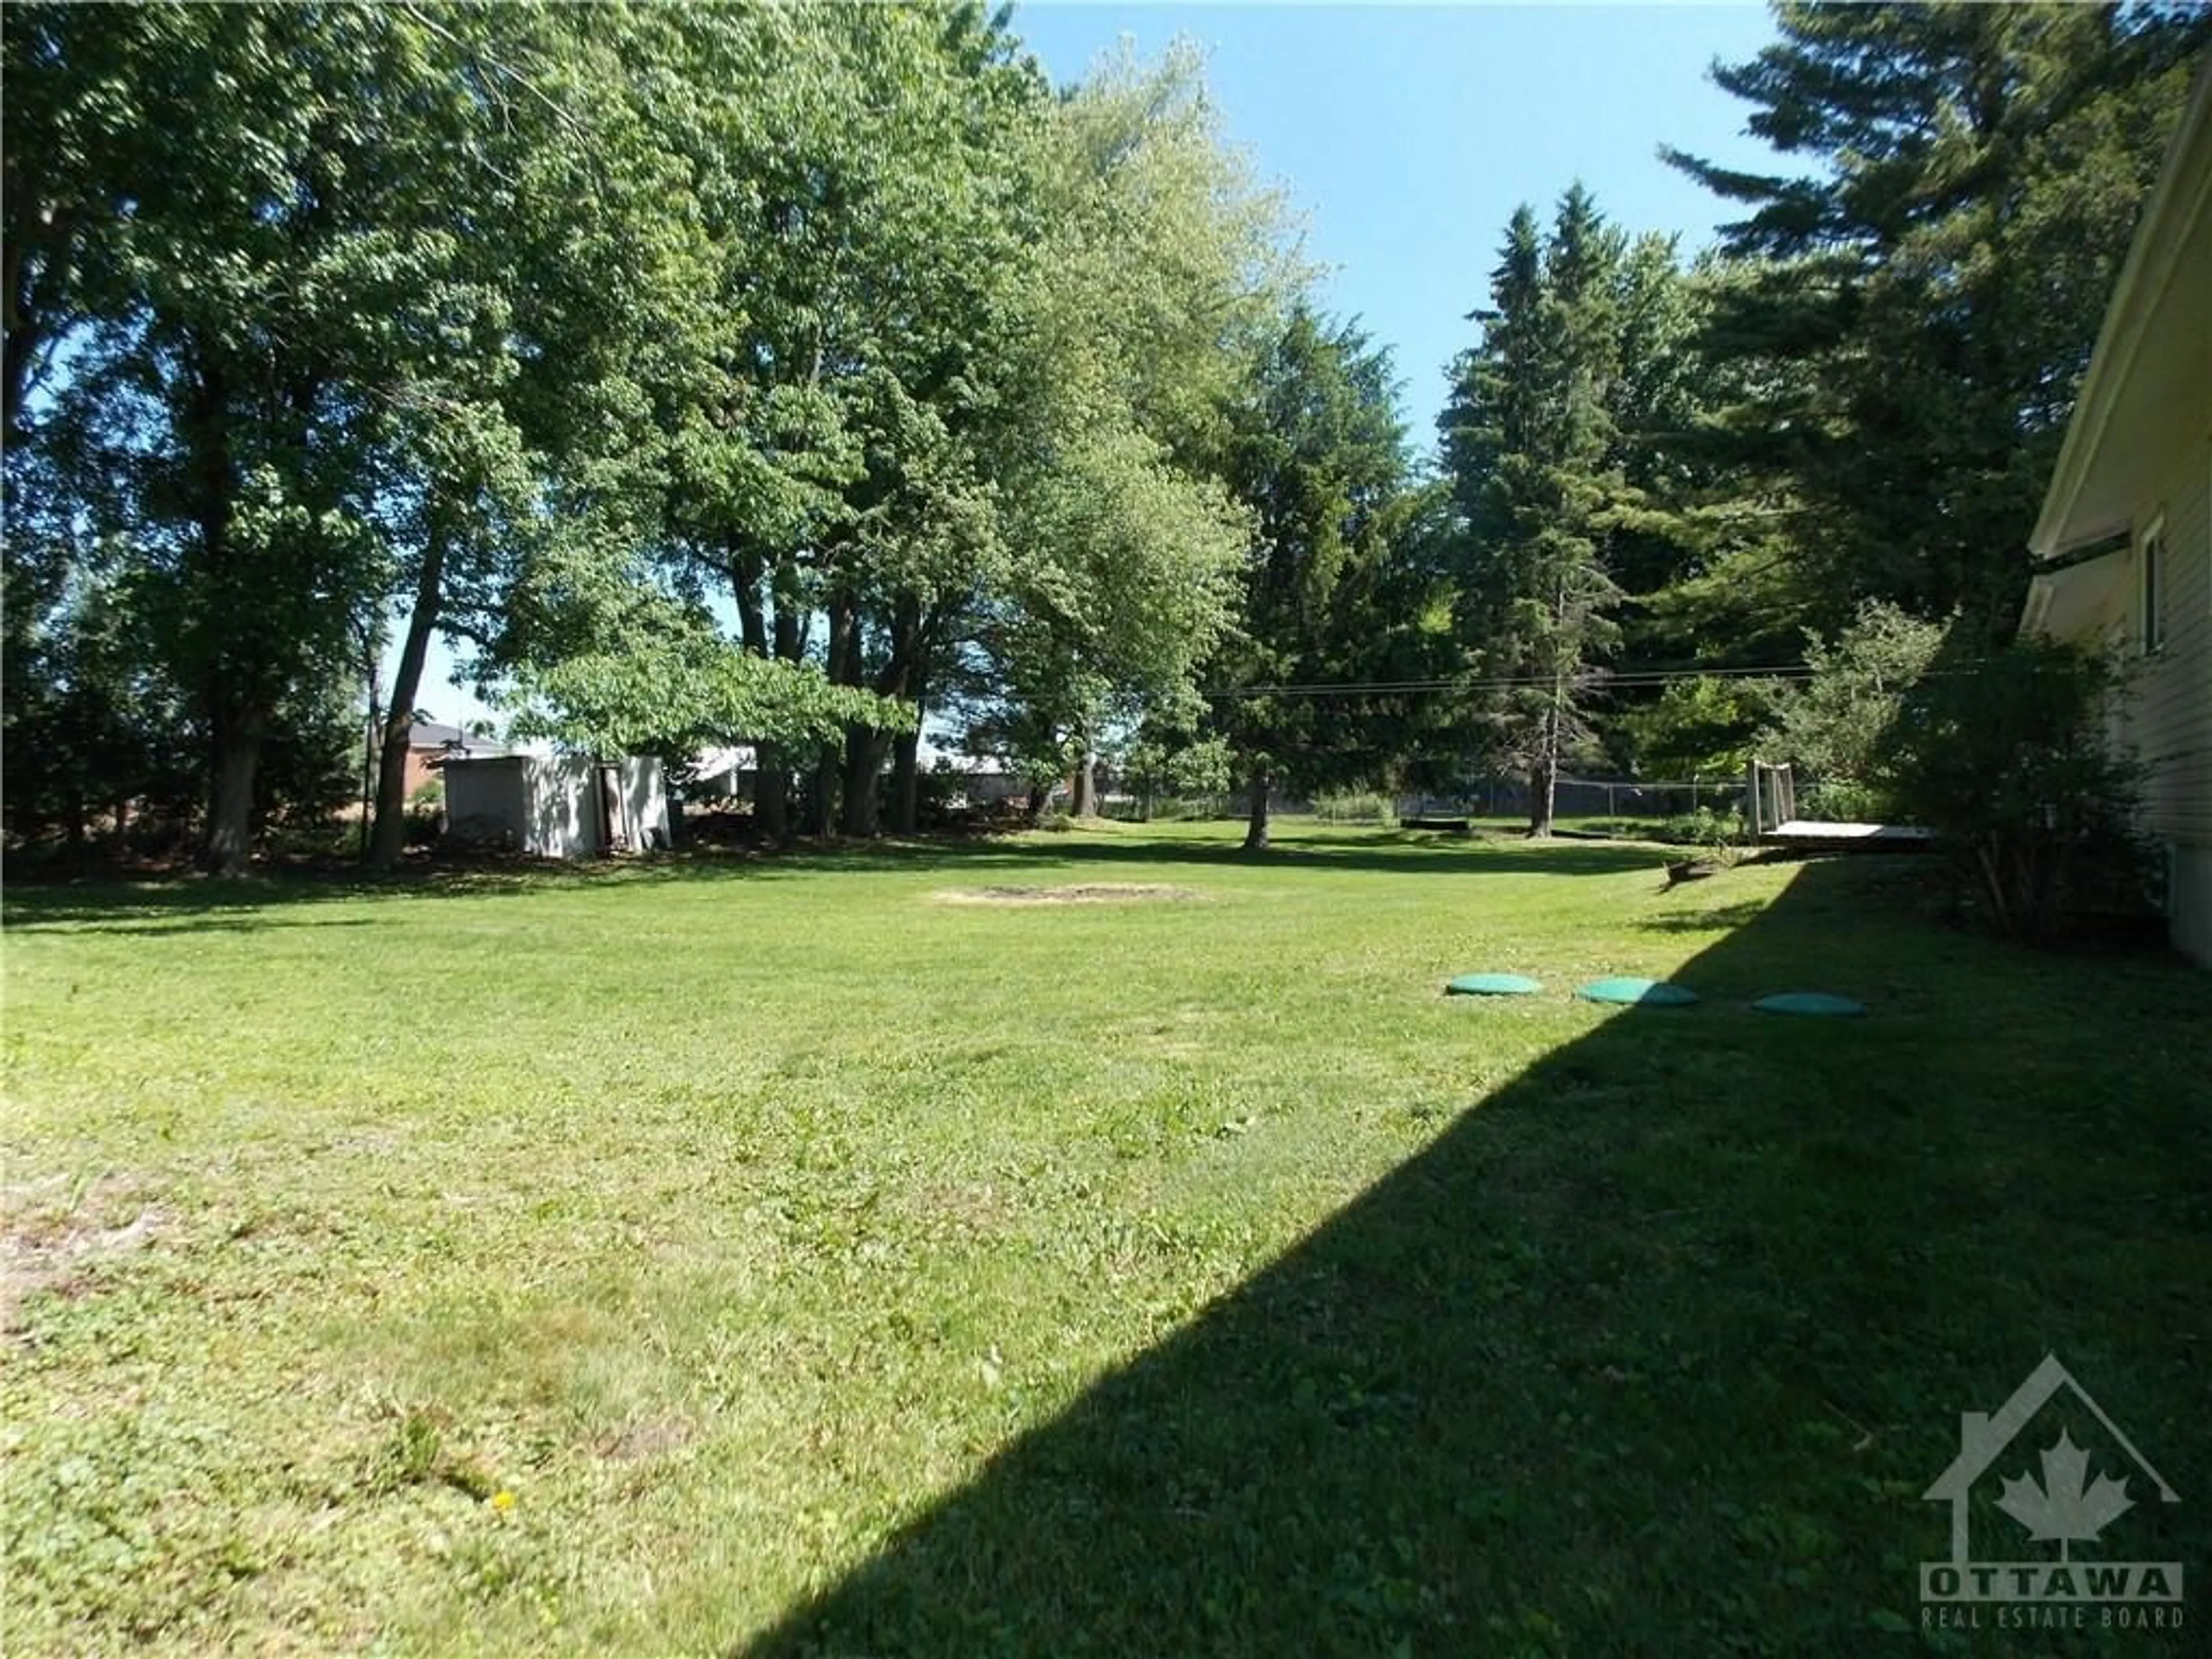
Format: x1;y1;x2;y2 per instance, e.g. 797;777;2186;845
201;716;262;874
1244;764;1272;851
1071;749;1097;817
729;548;778;835
756;551;809;842
368;524;446;870
1528;695;1561;838
732;548;768;657
771;554;808;661
808;749;838;836
881;601;928;838
891;722;922;834
820;592;876;836
755;741;789;842
840;725;886;837
183;344;252;876
1528;755;1557;838
357;651;379;861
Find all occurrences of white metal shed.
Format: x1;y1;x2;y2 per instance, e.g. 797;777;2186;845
441;755;671;859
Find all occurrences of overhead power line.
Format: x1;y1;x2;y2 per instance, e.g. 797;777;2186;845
1203;662;1822;699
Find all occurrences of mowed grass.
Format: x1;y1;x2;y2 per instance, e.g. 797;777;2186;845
3;820;2207;1656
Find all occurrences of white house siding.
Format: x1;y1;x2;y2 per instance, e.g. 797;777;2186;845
2130;452;2211;838
2024;66;2211;964
2136;447;2212;961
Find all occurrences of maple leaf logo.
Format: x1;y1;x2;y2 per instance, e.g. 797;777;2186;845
1996;1430;2135;1560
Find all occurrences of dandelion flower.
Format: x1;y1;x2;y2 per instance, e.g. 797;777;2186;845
491;1490;516;1513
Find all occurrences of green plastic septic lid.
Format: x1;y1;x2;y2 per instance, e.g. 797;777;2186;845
1578;976;1699;1007
1752;991;1866;1017
1445;972;1543;997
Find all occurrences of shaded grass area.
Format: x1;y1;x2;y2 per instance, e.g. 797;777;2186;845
3;821;2206;1656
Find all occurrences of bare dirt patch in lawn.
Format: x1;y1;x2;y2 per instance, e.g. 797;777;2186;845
1;1173;169;1335
899;1177;1022;1239
596;1411;695;1464
934;883;1203;906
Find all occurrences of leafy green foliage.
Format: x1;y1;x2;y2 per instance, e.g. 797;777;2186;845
1888;637;2159;938
1309;791;1399;827
2;2;658;866
11;0;2204;876
1758;603;1945;821
4;5;1305;856
1618;676;1776;781
1666;1;2210;635
510;628;911;763
1119;733;1235;817
0;559;199;850
971;42;1292;802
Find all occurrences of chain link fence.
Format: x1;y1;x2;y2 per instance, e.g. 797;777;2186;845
1405;776;1748;824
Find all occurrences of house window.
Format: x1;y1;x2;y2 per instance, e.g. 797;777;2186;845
2138;517;2165;656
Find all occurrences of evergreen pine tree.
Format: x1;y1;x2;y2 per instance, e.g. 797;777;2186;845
1665;1;2210;634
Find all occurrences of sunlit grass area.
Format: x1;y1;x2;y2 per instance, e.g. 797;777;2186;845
5;821;2206;1656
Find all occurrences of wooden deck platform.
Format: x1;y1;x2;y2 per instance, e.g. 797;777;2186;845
1764;819;1935;846
1748;763;1933;849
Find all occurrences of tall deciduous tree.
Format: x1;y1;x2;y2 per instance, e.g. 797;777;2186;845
960;39;1293;812
12;4;425;873
5;5;589;870
6;3;917;867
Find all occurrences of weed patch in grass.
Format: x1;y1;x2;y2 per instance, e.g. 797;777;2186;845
934;882;1204;906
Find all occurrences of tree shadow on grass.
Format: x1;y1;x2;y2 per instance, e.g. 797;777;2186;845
1;827;1668;935
743;858;2209;1657
1633;897;1773;934
1014;831;1665;880
0;843;1016;933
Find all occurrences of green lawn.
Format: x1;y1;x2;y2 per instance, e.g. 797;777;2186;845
4;821;2206;1656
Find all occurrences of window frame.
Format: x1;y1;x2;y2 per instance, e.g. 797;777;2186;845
2138;513;2166;657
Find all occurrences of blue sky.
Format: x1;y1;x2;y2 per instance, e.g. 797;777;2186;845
422;3;1783;729
1011;2;1781;435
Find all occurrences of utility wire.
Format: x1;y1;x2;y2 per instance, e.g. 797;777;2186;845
1206;658;1988;699
1204;663;1820;699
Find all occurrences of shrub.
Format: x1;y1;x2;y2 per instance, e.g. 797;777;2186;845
1681;804;1747;852
1797;778;1887;824
404;776;445;847
1121;736;1232;804
1759;601;1945;814
1146;796;1232;821
1887;638;2160;941
1311;791;1397;826
259;817;356;859
1578;806;1746;849
1622;676;1778;778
